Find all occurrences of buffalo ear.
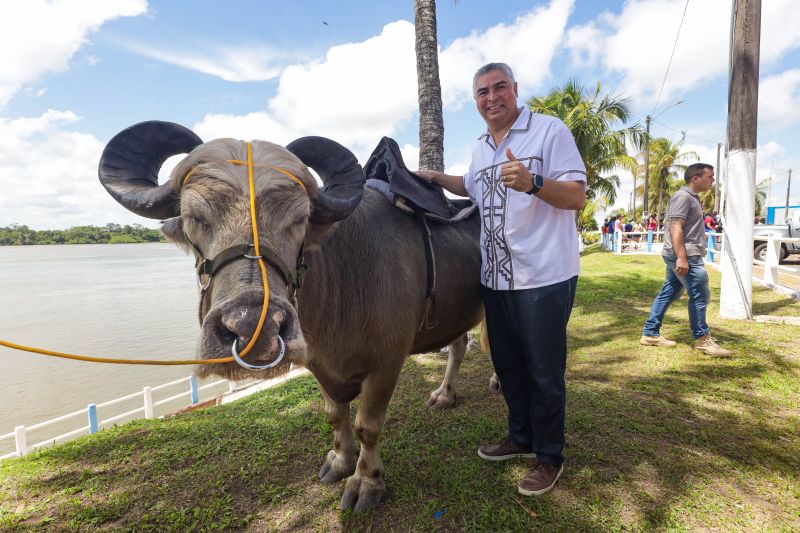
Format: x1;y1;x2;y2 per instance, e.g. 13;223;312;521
161;217;189;249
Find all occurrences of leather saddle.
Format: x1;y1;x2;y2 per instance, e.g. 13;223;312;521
364;137;475;223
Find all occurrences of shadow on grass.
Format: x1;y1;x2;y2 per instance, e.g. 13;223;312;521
752;295;800;316
2;255;798;531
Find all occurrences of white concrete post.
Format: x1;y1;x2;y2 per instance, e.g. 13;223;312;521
764;235;780;285
14;425;27;457
143;386;154;419
720;150;755;319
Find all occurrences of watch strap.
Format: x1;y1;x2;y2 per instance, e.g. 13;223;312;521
526;173;544;195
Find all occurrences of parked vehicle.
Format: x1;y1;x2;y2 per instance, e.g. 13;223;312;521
753;211;800;263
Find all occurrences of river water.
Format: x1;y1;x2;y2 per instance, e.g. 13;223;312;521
0;243;234;455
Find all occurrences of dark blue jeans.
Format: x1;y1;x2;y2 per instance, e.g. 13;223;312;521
483;276;578;467
642;255;710;339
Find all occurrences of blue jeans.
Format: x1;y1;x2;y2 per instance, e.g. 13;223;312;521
643;256;710;339
483;276;578;467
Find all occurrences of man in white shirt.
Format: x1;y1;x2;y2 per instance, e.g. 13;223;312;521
416;63;586;496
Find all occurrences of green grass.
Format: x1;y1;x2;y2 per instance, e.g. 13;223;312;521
1;252;798;531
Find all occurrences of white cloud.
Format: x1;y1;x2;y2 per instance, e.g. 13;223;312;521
439;0;574;108
566;0;800;106
759;69;800;126
564;21;602;69
759;140;786;160
127;43;290;82
0;110;155;229
194;20;418;159
399;144;420;172
0;0;148;108
194;0;573;160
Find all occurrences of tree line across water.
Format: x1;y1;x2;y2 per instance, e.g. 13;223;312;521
0;223;165;245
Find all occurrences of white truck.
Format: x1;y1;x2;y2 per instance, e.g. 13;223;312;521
753;211;800;263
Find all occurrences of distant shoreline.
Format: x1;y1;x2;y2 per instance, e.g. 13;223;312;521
0;241;165;246
0;224;164;246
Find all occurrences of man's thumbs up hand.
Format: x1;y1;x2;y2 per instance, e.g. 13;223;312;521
500;148;533;193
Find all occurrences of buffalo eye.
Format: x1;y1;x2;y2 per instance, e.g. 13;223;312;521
184;214;211;234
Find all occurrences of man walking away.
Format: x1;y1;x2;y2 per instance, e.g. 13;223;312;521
640;163;732;356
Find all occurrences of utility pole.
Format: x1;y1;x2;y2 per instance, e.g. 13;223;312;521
786;169;793;221
643;115;651;218
714;143;721;212
720;0;761;320
642;101;682;218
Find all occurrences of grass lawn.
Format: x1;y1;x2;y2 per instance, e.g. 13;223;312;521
1;250;798;531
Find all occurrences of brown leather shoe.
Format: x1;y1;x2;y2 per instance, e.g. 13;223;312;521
477;436;535;461
640;334;677;347
694;334;732;356
518;460;564;496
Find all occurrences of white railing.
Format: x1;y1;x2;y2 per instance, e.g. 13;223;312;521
0;375;235;460
753;235;800;292
705;231;723;263
603;230;665;254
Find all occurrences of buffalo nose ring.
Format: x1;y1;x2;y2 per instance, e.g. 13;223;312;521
231;336;286;370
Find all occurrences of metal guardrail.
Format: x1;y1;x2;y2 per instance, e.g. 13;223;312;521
0;375;234;460
602;230;665;254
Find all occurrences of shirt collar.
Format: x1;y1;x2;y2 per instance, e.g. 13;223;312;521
679;185;700;198
477;106;532;141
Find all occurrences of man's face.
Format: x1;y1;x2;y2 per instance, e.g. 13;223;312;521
474;70;519;131
694;168;715;192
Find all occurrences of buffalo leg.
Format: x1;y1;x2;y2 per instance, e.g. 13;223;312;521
489;372;501;394
318;389;357;484
426;333;468;409
340;363;402;512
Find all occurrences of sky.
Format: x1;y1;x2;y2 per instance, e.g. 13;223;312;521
1;0;799;229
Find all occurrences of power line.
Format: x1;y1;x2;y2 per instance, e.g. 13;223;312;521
628;111;720;146
652;0;691;115
651;118;720;145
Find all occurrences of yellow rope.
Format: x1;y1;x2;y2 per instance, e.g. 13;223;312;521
1;142;307;366
0;338;233;365
236;142;270;359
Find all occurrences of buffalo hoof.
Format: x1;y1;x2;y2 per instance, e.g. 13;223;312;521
340;474;385;512
318;449;356;484
489;373;501;394
426;386;456;409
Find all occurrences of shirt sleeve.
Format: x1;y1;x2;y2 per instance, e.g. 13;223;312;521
667;194;691;220
542;120;587;183
463;164;476;203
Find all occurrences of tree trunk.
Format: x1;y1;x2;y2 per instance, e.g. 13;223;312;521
656;181;664;227
414;0;445;172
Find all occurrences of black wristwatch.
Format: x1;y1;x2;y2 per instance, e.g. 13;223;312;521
525;173;544;195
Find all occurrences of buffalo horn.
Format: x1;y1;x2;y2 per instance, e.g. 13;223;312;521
286;136;365;224
99;121;203;219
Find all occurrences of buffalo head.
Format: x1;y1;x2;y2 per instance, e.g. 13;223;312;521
98;121;365;379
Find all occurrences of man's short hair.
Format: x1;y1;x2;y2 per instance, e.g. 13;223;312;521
684;163;713;183
473;63;515;95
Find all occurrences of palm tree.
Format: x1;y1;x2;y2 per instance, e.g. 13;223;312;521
414;0;445;172
637;135;698;223
755;178;769;217
528;80;644;208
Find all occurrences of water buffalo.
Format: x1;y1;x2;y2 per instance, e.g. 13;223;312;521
98;121;484;511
